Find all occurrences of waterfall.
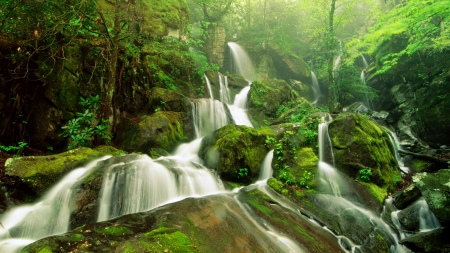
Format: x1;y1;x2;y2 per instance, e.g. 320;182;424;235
218;72;231;104
360;55;373;109
227;42;254;127
0;156;111;252
227;42;255;82
383;127;410;174
192;99;231;138
204;74;214;99
311;71;321;104
258;150;274;181
97;155;224;222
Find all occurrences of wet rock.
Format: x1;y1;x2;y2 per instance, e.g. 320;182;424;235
199;125;274;182
115;111;192;154
4;146;122;200
392;184;422;209
400;227;448;253
328;113;401;196
371;110;389;120
24;192;344;253
147;87;192;113
343;102;373;115
397;200;422;231
413;170;450;226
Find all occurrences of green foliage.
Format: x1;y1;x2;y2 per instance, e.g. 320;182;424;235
359;168;372;183
60;95;111;149
0;141;28;155
350;0;450;75
299;171;312;189
237;168;249;178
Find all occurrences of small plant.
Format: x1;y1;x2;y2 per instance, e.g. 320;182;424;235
393;175;402;185
237;168;249;178
299;171;312;189
60;95;111;149
359;168;372;183
0;141;28;155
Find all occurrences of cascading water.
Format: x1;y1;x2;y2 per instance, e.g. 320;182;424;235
360;55;373;110
218;72;231;104
192;98;231;137
204;74;214;99
311;71;321;104
258;150;274;181
384;127;410;174
97;155;224;222
226;42;254;127
227;42;255;82
0;156;111;252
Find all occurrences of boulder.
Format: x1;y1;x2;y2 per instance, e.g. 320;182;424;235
412;170;450;226
267;44;311;82
115;111;192;154
400;228;448;253
392;184;422;209
4;146;122;201
328;113;401;192
199;125;274;182
24;191;344;253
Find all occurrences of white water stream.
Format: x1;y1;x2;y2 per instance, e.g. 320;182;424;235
0;156;111;252
311;71;321;104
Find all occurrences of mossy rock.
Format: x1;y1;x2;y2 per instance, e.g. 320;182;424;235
199;125;274;182
98;0;188;38
267;44;311;82
412;170;450;226
115;111;191;154
4;146;122;199
328;113;401;194
25;194;337;253
147;88;193;113
248;79;299;117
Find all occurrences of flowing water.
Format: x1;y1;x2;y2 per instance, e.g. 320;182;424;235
0;157;111;252
218;72;231;104
204;74;214;99
311;71;321;104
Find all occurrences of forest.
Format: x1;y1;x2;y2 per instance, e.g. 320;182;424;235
0;0;449;252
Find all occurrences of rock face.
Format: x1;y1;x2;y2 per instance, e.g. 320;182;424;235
4;146;121;201
199;125;274;182
247;79;301;127
204;24;226;67
267;44;311;82
115;111;192;154
328;113;401;193
24;189;345;253
368;34;450;149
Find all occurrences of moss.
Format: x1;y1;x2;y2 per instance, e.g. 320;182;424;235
247;190;274;216
410;159;433;172
5;146;119;196
329;113;400;191
200;124;274;181
360;182;388;204
69;233;84;241
96;225;133;236
267;178;287;194
37;248;53;253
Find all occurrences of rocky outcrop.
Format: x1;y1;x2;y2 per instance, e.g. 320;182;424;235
412;170;450;226
267;44;311;82
115;111;192;154
199;125;274;182
328;113;401;197
204;24;226;67
24;189;345;253
4;146;122;201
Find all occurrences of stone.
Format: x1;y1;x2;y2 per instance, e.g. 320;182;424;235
199;125;274;182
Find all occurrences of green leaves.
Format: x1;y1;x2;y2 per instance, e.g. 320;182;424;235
60;96;111;150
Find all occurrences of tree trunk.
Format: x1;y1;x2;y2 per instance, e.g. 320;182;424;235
327;0;336;112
